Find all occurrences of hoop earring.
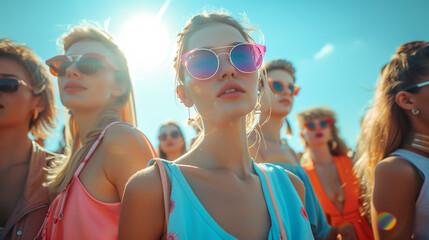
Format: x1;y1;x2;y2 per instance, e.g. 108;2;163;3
330;140;338;151
32;110;39;121
412;109;420;115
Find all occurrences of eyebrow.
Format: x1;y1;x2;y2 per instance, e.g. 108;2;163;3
200;41;245;50
0;73;19;78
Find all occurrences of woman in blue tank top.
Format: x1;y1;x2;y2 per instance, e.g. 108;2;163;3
355;41;429;240
119;11;313;240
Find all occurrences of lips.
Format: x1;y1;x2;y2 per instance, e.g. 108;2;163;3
217;83;246;98
279;99;291;105
316;133;324;138
64;82;87;92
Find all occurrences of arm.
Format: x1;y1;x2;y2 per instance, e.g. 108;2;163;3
118;166;165;240
371;157;421;240
102;124;155;200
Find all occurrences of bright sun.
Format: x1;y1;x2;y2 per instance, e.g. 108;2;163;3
117;14;170;73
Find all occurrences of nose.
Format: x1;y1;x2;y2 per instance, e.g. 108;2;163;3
217;53;237;80
65;61;82;79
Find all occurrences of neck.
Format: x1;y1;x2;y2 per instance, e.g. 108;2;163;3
0;124;32;168
166;150;183;161
259;111;285;142
308;143;333;164
407;132;429;156
194;118;253;177
72;108;104;140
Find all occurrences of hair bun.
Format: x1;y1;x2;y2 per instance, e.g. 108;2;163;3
396;41;427;55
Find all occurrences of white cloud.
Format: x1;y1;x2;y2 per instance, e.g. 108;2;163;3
314;44;334;60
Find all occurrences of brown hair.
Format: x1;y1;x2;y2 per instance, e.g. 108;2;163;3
296;106;349;159
157;121;186;159
354;41;429;211
173;11;267;149
0;39;56;139
46;24;136;193
264;59;297;136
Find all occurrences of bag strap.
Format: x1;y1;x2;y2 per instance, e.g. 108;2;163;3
154;159;171;238
256;164;287;240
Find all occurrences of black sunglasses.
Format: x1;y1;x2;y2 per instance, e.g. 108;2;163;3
0;78;33;93
160;130;181;141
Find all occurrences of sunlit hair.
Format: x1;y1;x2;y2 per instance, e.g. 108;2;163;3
354;41;429;212
46;24;136;193
157;121;187;159
173;11;268;150
296;106;349;163
263;59;297;136
0;38;56;139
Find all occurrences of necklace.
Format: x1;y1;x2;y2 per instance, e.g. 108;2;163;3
409;133;429;154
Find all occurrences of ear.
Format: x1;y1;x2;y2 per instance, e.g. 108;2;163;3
395;91;416;111
177;85;193;108
33;96;45;113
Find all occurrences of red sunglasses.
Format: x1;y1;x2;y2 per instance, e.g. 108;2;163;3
46;53;119;77
304;119;332;131
267;78;300;96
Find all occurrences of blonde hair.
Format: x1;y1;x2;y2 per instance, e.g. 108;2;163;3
354;41;429;212
173;11;267;149
296;106;349;162
46;24;136;193
0;39;56;139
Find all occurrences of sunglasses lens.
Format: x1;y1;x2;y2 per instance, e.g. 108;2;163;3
230;43;263;73
77;57;103;75
186;49;218;79
161;133;168;141
171;131;180;138
306;122;316;130
49;59;71;77
0;79;19;92
288;85;295;93
320;120;328;128
272;81;283;92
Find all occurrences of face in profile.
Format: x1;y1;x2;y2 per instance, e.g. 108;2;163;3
55;40;123;112
0;58;43;128
261;69;298;117
181;23;260;124
301;117;333;147
158;124;185;155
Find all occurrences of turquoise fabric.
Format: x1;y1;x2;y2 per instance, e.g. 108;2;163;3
149;159;314;240
271;163;332;239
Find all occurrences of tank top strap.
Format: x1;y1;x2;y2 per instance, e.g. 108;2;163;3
73;121;133;177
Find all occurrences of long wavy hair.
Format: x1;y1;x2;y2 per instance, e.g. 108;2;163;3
46;24;136;193
354;41;429;211
0;39;56;139
173;11;268;150
296;106;349;163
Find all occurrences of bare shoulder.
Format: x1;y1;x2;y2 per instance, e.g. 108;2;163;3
285;169;305;205
103;124;153;152
125;164;163;199
375;156;419;181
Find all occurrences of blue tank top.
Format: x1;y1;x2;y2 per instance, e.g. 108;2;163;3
271;163;331;239
151;159;314;240
390;149;429;240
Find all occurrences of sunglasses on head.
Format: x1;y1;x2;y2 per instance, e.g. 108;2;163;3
304;119;332;131
181;42;266;80
159;130;181;141
267;78;300;96
0;78;34;93
46;53;119;77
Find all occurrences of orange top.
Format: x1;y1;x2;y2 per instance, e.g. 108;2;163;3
303;155;373;240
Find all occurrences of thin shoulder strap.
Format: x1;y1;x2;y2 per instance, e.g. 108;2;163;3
154;159;171;237
257;164;287;240
73;121;132;177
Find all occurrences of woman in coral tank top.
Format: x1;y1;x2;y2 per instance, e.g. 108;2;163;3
37;24;156;239
297;107;373;240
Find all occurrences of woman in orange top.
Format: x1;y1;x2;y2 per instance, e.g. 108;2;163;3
297;107;373;240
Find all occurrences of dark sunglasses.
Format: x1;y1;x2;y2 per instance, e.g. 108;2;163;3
159;130;181;141
267;78;300;96
181;42;266;80
0;78;34;93
46;53;119;77
304;119;332;131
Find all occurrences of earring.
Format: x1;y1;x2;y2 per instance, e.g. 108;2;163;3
32;110;39;121
330;140;338;151
412;109;420;115
187;107;194;126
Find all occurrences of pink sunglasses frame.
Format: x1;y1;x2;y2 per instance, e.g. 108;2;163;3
267;78;301;96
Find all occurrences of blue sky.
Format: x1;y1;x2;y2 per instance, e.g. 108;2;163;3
2;0;429;153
